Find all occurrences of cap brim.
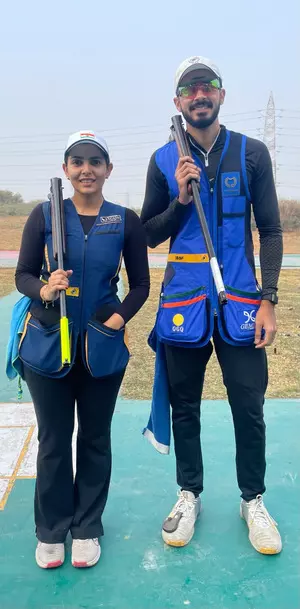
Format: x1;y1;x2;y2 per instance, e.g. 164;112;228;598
177;64;221;88
65;140;109;159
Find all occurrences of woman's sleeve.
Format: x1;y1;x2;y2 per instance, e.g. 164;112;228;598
15;203;46;300
117;209;150;323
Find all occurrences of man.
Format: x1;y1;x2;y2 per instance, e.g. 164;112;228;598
141;56;283;554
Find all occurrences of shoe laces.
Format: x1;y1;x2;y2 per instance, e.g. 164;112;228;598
175;490;197;518
247;495;277;528
38;542;63;555
73;538;98;546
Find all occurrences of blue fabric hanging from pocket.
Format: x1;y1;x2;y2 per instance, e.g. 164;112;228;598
6;295;32;382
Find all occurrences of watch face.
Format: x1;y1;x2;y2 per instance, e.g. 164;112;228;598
264;293;278;304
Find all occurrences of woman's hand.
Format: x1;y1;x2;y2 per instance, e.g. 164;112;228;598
40;269;73;302
103;313;125;331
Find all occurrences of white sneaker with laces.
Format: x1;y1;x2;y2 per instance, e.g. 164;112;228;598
240;494;282;555
35;542;65;569
162;490;201;547
72;538;101;568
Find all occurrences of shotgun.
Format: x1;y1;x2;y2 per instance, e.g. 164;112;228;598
171;115;227;306
49;177;71;365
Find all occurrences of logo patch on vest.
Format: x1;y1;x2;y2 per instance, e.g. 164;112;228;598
221;172;240;196
172;313;184;333
66;287;80;297
98;215;122;225
240;309;256;330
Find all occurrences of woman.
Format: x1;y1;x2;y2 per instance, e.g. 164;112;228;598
15;130;150;569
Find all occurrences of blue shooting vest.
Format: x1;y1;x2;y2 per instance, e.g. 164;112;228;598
154;130;261;347
19;199;129;377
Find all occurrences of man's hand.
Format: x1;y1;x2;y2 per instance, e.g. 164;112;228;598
254;300;277;348
175;156;201;205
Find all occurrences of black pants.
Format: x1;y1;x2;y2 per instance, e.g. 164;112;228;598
164;325;268;502
24;357;125;543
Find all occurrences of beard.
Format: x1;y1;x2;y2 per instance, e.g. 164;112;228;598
182;99;221;129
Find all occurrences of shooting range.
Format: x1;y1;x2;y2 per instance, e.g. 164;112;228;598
0;0;300;607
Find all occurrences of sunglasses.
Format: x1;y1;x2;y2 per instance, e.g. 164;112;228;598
177;79;221;99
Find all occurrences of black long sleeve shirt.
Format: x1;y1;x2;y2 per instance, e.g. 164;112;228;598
15;203;150;324
141;126;283;300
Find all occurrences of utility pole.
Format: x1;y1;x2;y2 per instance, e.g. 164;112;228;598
263;92;276;186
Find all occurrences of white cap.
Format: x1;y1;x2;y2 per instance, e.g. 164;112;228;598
65;130;110;159
175;56;222;92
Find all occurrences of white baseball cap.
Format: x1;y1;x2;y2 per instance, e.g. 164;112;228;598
175;56;222;92
64;130;110;159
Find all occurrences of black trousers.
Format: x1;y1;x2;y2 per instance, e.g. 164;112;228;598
24;357;125;543
164;325;268;502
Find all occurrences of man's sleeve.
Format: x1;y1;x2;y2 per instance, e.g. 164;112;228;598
248;140;283;301
140;151;188;248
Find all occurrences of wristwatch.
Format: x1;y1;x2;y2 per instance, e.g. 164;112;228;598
261;291;278;305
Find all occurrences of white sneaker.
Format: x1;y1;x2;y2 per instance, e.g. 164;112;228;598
72;538;101;568
240;494;282;555
35;542;65;569
162;490;201;547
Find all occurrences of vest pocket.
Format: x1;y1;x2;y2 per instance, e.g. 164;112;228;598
85;321;129;378
220;288;261;344
156;289;208;344
222;196;246;248
19;315;73;375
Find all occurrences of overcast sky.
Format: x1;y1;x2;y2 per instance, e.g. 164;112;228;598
0;0;299;206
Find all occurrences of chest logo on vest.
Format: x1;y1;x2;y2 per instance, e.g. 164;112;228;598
98;215;122;225
221;172;240;196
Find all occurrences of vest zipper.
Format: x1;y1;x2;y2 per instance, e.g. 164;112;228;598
190;128;221;169
80;234;88;358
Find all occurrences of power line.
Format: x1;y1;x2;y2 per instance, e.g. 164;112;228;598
0;124;167;141
276;116;300;120
277;183;300;187
0;161;150;169
0;175;147;184
277;164;300;168
277;128;300;133
222;116;264;124
0;110;267;141
0;110;297;144
0;141;163;156
276;133;300;137
220;111;264;119
280;109;300;114
277;146;300;150
0;128;170;146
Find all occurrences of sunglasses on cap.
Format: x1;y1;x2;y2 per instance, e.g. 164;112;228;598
177;78;221;99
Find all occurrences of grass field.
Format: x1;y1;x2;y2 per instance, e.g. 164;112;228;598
122;268;300;400
0;215;299;254
0;216;29;250
0;269;16;297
